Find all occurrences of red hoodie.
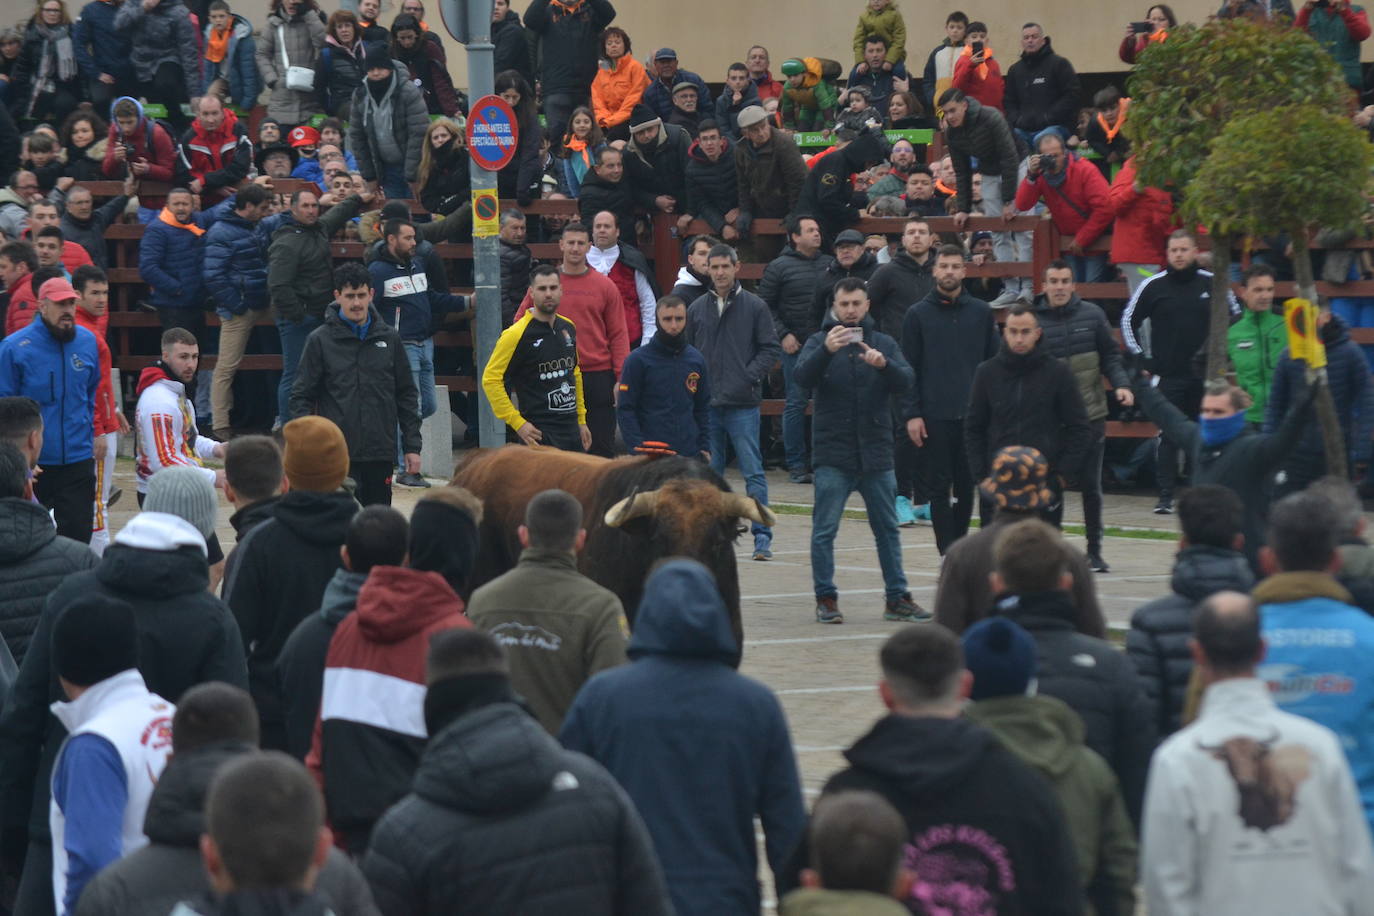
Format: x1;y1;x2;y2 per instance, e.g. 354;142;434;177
1108;156;1175;266
75;309;117;436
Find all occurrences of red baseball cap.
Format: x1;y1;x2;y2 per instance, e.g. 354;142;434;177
289;126;320;148
38;277;78;302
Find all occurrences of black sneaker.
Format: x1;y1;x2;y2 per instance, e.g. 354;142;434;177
884;593;932;622
1153;496;1174;515
789;469;814;484
396;472;431;488
107;487;122;509
1088;551;1111;573
815;596;844;624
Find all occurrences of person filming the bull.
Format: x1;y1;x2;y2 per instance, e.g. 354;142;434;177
484;264;593;453
616;295;710;460
796;278;925;626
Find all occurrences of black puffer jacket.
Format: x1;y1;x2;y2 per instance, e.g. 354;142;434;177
810;251;878;327
945;98;1019;214
626;123;691;204
998;588;1156;825
418;141;471;216
499;239;534;326
684;138;738;233
492;9;533;84
362;700;673;916
1003;37;1080;134
900;287;1000;422
758;244;834;344
1126;546;1254;737
0;497;97;667
577;168;654;238
73;742;379;916
0;540;248;846
521;0;615;95
866;249;935;340
1032;294;1131;422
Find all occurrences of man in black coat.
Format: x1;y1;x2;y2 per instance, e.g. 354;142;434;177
809;230;879;325
498;209;533;327
577;146;656;239
965;304;1092;524
362;628;673;915
624;104;691;214
1003;25;1081;147
521;0;616;143
795;126;890;244
681;121;740;240
1126;485;1253;739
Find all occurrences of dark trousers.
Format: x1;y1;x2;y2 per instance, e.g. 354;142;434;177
893;400;929;503
923;418;973;554
583;369;616;458
12;840;52;916
543;91;585;150
351;460;393;507
149;62;190;132
1157;377;1203;498
35;459;95;544
1046;419;1107;550
1275;448;1328;500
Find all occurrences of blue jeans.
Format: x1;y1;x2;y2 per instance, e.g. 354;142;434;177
811;466;907;600
277;314;323;424
1068;253;1109;283
708;406;771;545
396;338;437;468
380;163;410;201
779;349;810;471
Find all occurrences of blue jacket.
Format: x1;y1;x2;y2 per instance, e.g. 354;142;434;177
642;69;712;121
203;210;289;318
616;332;710;458
1265;314;1374;464
51;733;126;914
366;250;467;340
200;14;259;110
560;560;806;916
73;0;133;83
1258;573;1374;833
138;200;234;310
0;318;100;466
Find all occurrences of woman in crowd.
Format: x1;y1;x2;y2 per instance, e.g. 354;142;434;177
557;106;605;198
494;69;543;206
320;9;366;120
416;117;470;216
60;106;106;180
7;0;83;125
0;28;24;100
887;90;933;129
591;26;648;143
391;12;463;117
1119;4;1175;64
255;0;326;130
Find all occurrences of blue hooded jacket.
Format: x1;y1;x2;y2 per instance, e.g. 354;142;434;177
559;560;806;916
139;198;235;311
200;13;260;110
0;317;100;466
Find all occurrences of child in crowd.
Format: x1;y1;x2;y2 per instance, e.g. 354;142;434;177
781;56;841;131
852;0;907;69
22;132;64;192
1084;86;1131;180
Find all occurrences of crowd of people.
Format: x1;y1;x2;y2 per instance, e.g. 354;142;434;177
1;0;1374;913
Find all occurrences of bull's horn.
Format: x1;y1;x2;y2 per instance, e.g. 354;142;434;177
604;490;660;527
727;493;777;527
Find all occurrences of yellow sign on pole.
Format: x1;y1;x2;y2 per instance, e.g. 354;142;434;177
1283;298;1327;369
472;188;499;238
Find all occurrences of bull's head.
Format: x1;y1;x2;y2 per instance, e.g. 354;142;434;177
1198;729;1303;832
604;487;778;529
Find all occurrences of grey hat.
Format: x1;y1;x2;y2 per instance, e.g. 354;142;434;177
736;105;768;129
834;229;866;247
145;466;218;539
671;81;696;96
654;47;677;60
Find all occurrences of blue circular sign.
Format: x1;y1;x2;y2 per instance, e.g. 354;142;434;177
465;95;520;171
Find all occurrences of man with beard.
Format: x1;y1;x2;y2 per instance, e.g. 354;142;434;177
617;295;710;460
0;277;100;542
135;327;226;504
865;139;919;201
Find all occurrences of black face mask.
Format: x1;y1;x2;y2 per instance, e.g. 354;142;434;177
654;324;686;352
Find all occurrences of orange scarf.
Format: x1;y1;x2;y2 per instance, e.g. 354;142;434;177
935;179;956;197
159;208;204;236
204;27;231;63
548;0;586;20
1096;97;1130;143
958;43;994;81
1148;29;1167;43
563;135;593;170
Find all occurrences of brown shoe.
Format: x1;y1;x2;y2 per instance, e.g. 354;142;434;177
815;596;843;624
211;427;234;442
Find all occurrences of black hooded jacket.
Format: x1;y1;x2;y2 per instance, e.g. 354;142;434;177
0;497;97;667
795;130;890;240
684;137;739;233
1003;37;1081;133
809;250;878;324
866;248;935;341
781;714;1082;915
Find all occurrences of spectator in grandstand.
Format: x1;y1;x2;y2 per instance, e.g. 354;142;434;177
848;35;908;114
102;97;179;219
255;0;325;129
318;10;365;119
624;103;689;213
1120;4;1174;64
1226;264;1285;426
864;139;917;201
951;20;1004;112
0;170;44;241
735;105;806;237
200;1;258;111
590;25;648;142
113;0;199;134
349;45;429;201
492;0;531;84
493;69;544;205
72;0;132;114
390;13;461;117
256;143;296;180
498;209;532;326
1108;155;1173;295
714;63;761;140
58;178;130;269
557;106;605;197
920;9;967;110
886;89;928;129
181;94;253;206
1004;22;1081;148
641;47;710;122
681;121;740;241
1297;0;1370;88
1083;86;1132;180
21;132;62;193
523;0;616;145
415;118;469;217
59;110;107;182
6;0;84;126
1016;133;1112;282
577;145;644;238
744;45;782;104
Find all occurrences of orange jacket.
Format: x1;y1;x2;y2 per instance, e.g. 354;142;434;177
592;55;650;129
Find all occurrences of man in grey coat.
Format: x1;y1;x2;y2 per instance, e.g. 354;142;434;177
348;46;430;201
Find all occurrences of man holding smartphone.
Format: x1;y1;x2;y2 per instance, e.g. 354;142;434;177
796;277;924;625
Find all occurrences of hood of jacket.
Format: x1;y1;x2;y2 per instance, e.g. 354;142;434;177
97;540;209;597
270;488;358;547
1322;312;1352;347
0;497;57;563
627;558;740;666
228;495;281;537
354;565;463;643
493;7;522;30
0;187;29;212
845;714;998;796
1171;544;1255;601
962;694;1085;779
994;340;1052;374
840;129;891;172
1252;570;1354;606
687;135;732;164
110;95;149;140
996;588;1078;629
414;701;562;814
673;265;705;290
320;567;368;625
144;742;255;846
135;361;186;397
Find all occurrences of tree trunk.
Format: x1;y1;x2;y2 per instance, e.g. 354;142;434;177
1206;235;1232;381
1291;225;1348;480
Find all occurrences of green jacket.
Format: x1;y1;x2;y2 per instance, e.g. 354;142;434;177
781;888;908;916
964;695;1137;916
852;5;907;64
1227;308;1286;424
1302;3;1369;87
267;194;364;322
466;547;628;735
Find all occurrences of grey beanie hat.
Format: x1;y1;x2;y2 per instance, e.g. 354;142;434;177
145;466;218;539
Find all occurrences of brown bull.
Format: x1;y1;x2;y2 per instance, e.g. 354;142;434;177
451;445;775;658
1200;730;1313;832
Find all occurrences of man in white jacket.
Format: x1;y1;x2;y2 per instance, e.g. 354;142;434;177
134;327;225;502
1142;591;1374;916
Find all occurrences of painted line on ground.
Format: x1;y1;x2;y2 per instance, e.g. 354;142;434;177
776;685;874;695
743;586;936;601
746;632;891;646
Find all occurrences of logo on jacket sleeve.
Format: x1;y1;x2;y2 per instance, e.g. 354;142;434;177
71;354;88;371
685;371;700;393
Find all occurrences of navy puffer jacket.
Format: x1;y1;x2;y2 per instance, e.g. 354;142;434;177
204;211;288;318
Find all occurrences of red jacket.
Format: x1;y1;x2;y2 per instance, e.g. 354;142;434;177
951;49;1004;112
75;309;117;436
752;71;784;103
1107;156;1174;265
1014;154;1113;248
5;242;96;337
181;107;253;204
102;117;179;211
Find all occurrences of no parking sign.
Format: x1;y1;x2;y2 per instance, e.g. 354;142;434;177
473;188;499;237
465;95;519;172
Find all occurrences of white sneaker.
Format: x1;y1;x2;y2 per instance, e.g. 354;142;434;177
990;289;1021;307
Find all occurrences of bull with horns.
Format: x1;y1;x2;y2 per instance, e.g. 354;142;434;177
1200;728;1313;832
451;446;775;658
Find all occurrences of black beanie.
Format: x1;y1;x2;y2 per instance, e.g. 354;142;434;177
408;500;480;594
380;200;411;221
364;44;394;74
53;595;139;688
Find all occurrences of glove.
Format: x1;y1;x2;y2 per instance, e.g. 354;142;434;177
736;211;753;237
516;192;533;208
